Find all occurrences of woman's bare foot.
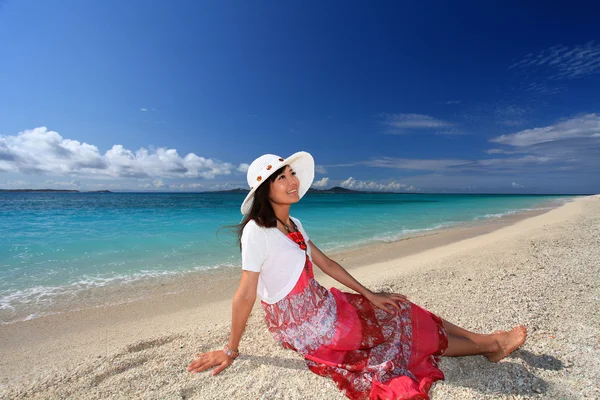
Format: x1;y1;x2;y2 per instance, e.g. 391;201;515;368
485;325;528;363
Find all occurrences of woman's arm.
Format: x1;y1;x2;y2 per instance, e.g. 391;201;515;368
308;240;407;313
187;270;259;376
308;240;371;296
228;270;259;351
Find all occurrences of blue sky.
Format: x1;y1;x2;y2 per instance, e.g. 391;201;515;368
1;1;599;194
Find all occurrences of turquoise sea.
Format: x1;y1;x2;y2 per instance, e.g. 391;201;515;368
0;192;575;323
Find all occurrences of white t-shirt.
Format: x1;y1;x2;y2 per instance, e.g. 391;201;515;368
241;216;312;304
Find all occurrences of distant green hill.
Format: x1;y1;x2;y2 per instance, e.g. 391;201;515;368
204;188;250;194
208;186;367;194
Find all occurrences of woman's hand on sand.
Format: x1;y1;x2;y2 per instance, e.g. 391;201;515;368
187;350;233;376
365;291;408;314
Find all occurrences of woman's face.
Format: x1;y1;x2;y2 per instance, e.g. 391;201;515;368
269;165;300;207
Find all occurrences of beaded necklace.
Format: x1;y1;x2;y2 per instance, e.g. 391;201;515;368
276;217;309;270
275;216;295;233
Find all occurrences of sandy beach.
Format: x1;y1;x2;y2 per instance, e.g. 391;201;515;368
1;195;599;399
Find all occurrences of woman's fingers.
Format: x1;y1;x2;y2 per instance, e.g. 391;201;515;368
384;299;401;313
378;301;396;314
188;355;216;373
390;294;408;304
188;355;231;376
187;360;199;371
368;292;409;314
188;349;235;375
211;360;230;376
188;359;209;372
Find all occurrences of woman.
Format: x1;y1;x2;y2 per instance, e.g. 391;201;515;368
187;151;527;400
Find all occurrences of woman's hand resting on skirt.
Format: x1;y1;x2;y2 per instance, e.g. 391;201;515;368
187;350;233;376
365;292;408;314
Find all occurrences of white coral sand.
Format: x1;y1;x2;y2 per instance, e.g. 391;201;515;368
1;196;599;399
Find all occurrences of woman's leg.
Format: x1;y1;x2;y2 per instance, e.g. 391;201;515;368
441;319;527;362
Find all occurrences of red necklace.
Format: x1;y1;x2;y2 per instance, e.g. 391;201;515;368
287;231;308;250
276;217;307;251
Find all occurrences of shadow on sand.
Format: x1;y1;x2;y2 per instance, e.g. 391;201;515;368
242;354;307;371
440;349;565;397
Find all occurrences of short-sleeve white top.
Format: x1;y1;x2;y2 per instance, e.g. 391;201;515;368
241;216;312;304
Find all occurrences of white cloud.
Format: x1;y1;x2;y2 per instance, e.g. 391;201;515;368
364;173;594;193
0;127;106;174
380;113;453;134
315;165;327;174
2;180;29;188
340;177;417;192
525;82;563;95
436;128;466;135
486;114;600;173
43;179;80;188
182;183;203;189
237;163;249;173
362;157;472;171
0;127;246;180
211;182;243;190
509;42;600;79
485;148;523;155
327;152;575;174
446;100;461;105
153;179;166;188
495;104;527;118
140;108;148;112
477;155;550;168
311;177;329;188
490;113;600;147
512;182;524;188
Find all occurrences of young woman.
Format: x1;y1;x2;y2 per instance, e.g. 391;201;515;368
187;151;527;400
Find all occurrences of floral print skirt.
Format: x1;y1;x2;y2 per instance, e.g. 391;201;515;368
261;255;448;400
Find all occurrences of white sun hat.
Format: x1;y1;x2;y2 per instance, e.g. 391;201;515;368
240;151;315;216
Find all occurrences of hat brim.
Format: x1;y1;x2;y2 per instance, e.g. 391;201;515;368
240;151;314;216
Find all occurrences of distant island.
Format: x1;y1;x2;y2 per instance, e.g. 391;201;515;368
0;187;420;194
204;188;250;194
206;186;369;194
0;189;112;193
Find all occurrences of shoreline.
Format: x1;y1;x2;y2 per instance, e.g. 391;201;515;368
0;198;567;325
2;195;598;399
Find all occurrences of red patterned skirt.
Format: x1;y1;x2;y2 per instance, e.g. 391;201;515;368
261;256;448;400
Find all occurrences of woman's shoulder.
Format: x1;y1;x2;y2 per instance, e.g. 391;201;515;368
243;218;269;235
244;218;260;230
241;219;270;249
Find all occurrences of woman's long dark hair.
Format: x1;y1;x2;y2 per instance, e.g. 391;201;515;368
220;165;287;251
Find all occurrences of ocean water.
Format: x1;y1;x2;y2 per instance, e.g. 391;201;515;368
0;192;574;323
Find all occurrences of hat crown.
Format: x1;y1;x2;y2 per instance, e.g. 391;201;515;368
246;154;284;188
